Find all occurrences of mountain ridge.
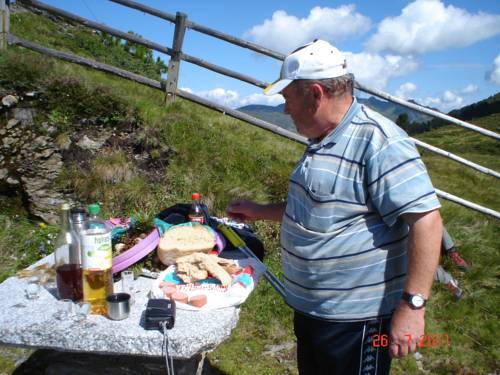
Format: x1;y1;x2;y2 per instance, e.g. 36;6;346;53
238;93;499;135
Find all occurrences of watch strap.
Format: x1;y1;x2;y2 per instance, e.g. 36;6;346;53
401;292;427;309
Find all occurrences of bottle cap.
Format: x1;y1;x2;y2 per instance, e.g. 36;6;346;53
191;193;200;200
88;203;101;215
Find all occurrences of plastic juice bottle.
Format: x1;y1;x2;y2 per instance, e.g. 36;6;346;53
188;193;205;224
80;203;113;315
55;203;83;301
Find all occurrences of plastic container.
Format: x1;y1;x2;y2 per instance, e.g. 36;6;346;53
188;193;205;224
80;204;113;315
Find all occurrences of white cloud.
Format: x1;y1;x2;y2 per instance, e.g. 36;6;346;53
180;87;284;108
487;54;500;85
460;84;478;94
345;52;418;90
395;82;417;99
418;82;480;111
245;5;371;54
366;0;500;54
238;93;284;107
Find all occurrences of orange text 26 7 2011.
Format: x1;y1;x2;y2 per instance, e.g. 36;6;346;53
371;334;451;348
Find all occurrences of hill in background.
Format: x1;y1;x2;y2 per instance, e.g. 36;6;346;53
238;95;434;134
239;93;500;137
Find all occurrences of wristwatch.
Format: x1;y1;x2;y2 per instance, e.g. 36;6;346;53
401;292;427;309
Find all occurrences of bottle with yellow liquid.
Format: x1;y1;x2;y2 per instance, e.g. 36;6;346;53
80;203;113;315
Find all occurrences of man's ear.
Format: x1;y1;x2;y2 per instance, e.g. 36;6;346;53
310;83;323;100
309;83;324;110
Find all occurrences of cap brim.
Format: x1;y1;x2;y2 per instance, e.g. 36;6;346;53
263;78;292;96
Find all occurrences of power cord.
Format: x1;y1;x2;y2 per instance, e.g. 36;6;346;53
161;321;175;375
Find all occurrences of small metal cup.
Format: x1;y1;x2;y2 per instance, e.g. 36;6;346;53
106;293;130;320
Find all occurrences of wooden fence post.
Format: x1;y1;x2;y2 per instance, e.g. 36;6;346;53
0;0;10;51
165;12;187;102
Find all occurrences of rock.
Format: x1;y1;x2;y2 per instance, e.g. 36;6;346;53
2;136;16;147
76;135;105;151
55;133;72;151
262;342;295;357
6;177;20;185
38;149;55;159
13;108;36;125
6;118;20;130
2;95;18;108
0;114;68;223
33;136;48;148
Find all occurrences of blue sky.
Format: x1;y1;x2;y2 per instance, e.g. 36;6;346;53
33;0;500;111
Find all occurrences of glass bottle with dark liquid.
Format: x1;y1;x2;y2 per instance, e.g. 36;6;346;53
54;203;83;301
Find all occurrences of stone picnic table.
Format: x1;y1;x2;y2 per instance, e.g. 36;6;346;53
0;253;255;375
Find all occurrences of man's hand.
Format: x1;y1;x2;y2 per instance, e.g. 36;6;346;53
390;209;442;358
390;302;425;358
227;200;262;222
227;200;286;222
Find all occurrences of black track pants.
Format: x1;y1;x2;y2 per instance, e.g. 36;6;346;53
293;312;392;375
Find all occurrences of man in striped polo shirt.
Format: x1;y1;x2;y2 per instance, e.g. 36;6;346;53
228;39;443;375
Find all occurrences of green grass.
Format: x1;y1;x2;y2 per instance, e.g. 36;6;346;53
0;6;499;374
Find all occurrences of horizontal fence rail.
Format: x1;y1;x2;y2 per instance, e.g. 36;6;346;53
7;34;163;88
109;0;286;60
19;0;174;54
355;82;500;141
412;139;500;179
8;34;499;220
18;0;267;88
435;189;500;220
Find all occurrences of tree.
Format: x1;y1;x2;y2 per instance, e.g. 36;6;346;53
396;113;410;131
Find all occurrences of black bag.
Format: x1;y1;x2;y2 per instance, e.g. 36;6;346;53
156;203;265;261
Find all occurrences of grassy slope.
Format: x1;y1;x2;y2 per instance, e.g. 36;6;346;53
1;8;498;375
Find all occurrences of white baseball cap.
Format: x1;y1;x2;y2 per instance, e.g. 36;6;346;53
264;39;347;96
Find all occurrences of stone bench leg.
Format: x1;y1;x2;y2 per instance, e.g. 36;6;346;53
172;351;205;375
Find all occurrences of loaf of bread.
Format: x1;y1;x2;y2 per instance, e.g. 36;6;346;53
175;252;232;287
157;224;216;265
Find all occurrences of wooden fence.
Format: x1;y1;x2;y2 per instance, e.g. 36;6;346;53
4;0;500;219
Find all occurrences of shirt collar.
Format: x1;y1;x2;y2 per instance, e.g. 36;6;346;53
307;97;359;152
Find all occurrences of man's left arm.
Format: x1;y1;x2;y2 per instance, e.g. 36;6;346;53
389;209;443;358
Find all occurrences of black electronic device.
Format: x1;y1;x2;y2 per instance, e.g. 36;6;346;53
144;299;176;330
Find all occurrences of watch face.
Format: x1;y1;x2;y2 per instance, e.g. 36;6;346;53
411;295;425;307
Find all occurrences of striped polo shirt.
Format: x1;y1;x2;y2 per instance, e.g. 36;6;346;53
281;97;441;321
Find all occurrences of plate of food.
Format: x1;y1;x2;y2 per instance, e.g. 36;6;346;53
150;252;265;310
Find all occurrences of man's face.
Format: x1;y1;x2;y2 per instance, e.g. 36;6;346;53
281;83;317;138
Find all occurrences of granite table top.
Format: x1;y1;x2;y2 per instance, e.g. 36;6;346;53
0;256;244;359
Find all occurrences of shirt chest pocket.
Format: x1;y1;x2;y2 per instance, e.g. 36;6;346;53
297;154;367;204
300;157;338;202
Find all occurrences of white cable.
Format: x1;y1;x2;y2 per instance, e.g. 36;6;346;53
162;322;175;375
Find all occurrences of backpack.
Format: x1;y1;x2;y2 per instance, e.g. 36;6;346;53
156;203;265;261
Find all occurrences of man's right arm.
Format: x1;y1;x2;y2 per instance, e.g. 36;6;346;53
227;200;286;222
